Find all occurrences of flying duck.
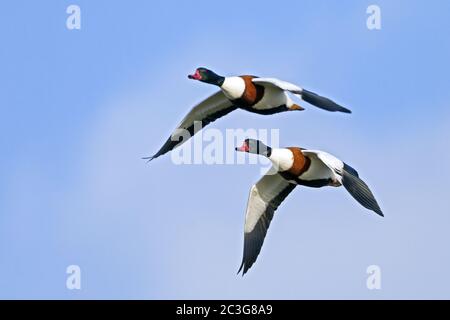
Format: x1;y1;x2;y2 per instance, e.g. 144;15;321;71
235;139;383;275
145;68;351;161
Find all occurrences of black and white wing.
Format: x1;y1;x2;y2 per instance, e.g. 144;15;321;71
145;91;237;161
238;172;296;275
252;78;351;113
303;150;383;216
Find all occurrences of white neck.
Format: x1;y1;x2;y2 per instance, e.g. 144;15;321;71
268;148;294;172
220;77;245;100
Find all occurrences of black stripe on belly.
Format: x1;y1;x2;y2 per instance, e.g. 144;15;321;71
239;104;290;115
280;171;331;188
296;179;332;188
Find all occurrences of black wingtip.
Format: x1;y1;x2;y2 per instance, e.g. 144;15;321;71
237;261;250;277
341;107;352;114
141;156;155;163
368;201;383;217
237;262;244;276
342;169;383;217
330;105;352;114
302;89;352;114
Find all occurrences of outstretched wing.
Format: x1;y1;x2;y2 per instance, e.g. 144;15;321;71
303;150;383;216
252;77;303;93
252;78;351;113
238;171;296;275
341;165;383;216
145;91;236;161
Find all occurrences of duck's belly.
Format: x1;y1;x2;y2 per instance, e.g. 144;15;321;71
251;87;288;111
300;157;334;181
295;155;343;188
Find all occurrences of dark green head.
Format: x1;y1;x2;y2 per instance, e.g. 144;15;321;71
188;67;225;86
235;139;272;157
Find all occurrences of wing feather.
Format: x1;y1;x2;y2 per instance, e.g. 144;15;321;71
146;91;236;160
252;78;351;113
238;172;296;275
302;150;383;216
252;77;303;94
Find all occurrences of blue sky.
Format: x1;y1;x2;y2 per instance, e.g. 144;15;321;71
1;0;450;299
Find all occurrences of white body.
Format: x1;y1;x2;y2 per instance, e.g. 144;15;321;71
268;148;294;172
221;77;246;100
300;150;344;185
267;148;345;185
221;77;296;110
253;87;294;110
252;77;302;110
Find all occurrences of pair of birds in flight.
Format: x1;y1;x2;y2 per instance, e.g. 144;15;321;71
146;67;383;275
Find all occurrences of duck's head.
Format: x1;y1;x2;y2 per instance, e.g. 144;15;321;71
188;67;225;86
235;139;272;157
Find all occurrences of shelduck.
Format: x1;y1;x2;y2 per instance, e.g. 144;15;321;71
145;68;351;161
235;139;383;275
